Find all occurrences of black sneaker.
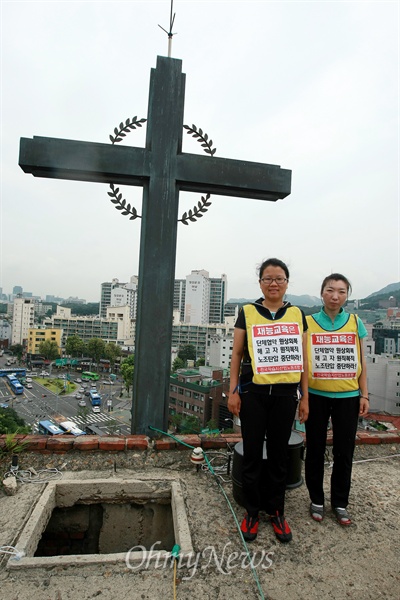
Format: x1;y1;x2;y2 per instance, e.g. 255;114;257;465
270;512;292;543
240;513;259;542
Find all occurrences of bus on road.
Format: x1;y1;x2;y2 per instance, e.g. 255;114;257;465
38;420;64;435
81;371;100;381
59;421;86;436
0;368;26;378
6;374;24;395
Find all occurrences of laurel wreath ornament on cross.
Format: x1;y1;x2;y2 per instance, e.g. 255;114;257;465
107;118;216;225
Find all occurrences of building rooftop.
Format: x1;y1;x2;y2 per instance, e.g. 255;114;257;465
0;428;399;600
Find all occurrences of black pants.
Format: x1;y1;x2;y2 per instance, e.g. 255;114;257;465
239;388;298;517
305;393;360;508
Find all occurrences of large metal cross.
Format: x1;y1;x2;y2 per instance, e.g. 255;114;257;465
19;56;291;435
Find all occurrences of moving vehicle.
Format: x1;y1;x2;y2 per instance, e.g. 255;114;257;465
75;393;83;399
81;371;99;382
26;383;33;389
40;371;50;377
89;389;102;412
6;374;24;395
38;420;64;435
78;399;86;407
0;368;26;378
59;421;86;436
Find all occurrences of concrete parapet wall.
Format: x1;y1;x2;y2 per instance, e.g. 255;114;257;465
0;430;399;457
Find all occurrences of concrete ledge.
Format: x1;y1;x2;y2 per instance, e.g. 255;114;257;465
73;437;100;451
98;437;126;451
0;427;399;456
46;436;74;452
126;435;149;450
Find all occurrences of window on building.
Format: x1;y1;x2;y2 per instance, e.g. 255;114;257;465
178;387;184;395
185;390;191;398
184;402;190;410
178;401;183;407
169;397;176;405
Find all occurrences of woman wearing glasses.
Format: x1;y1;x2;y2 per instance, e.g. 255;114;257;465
228;258;309;543
305;273;369;526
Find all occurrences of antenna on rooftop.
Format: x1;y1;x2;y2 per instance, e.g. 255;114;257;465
158;0;177;58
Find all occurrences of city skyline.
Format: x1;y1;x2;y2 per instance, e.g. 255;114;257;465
1;2;398;303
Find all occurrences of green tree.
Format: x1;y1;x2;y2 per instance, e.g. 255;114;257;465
122;354;135;366
104;342;122;369
65;335;86;358
196;357;205;367
206;418;218;431
180;415;201;433
9;344;23;361
63;302;100;316
178;344;197;363
172;357;185;372
86;338;106;364
120;362;134;394
0;407;31;435
38;340;60;360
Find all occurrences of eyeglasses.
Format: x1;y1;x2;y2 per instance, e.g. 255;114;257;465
260;277;288;285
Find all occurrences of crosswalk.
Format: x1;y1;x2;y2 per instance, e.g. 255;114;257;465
70;412;117;426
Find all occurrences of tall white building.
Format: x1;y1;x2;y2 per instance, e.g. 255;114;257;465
185;270;210;325
11;297;35;345
100;276;138;318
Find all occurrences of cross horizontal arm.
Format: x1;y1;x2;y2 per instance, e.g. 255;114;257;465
176;153;291;201
19;137;149;185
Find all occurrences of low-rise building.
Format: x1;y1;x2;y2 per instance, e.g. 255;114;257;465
169;366;231;429
27;327;62;355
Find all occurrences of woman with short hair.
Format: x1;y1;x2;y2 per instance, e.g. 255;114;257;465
305;273;369;525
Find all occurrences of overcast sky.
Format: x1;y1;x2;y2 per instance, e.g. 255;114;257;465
1;0;398;303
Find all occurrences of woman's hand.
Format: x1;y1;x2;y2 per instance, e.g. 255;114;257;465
359;396;369;417
298;395;309;424
228;391;241;417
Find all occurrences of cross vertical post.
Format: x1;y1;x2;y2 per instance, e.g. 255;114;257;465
132;56;185;434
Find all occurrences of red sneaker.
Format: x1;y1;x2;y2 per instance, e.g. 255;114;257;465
270;512;292;543
240;513;259;542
